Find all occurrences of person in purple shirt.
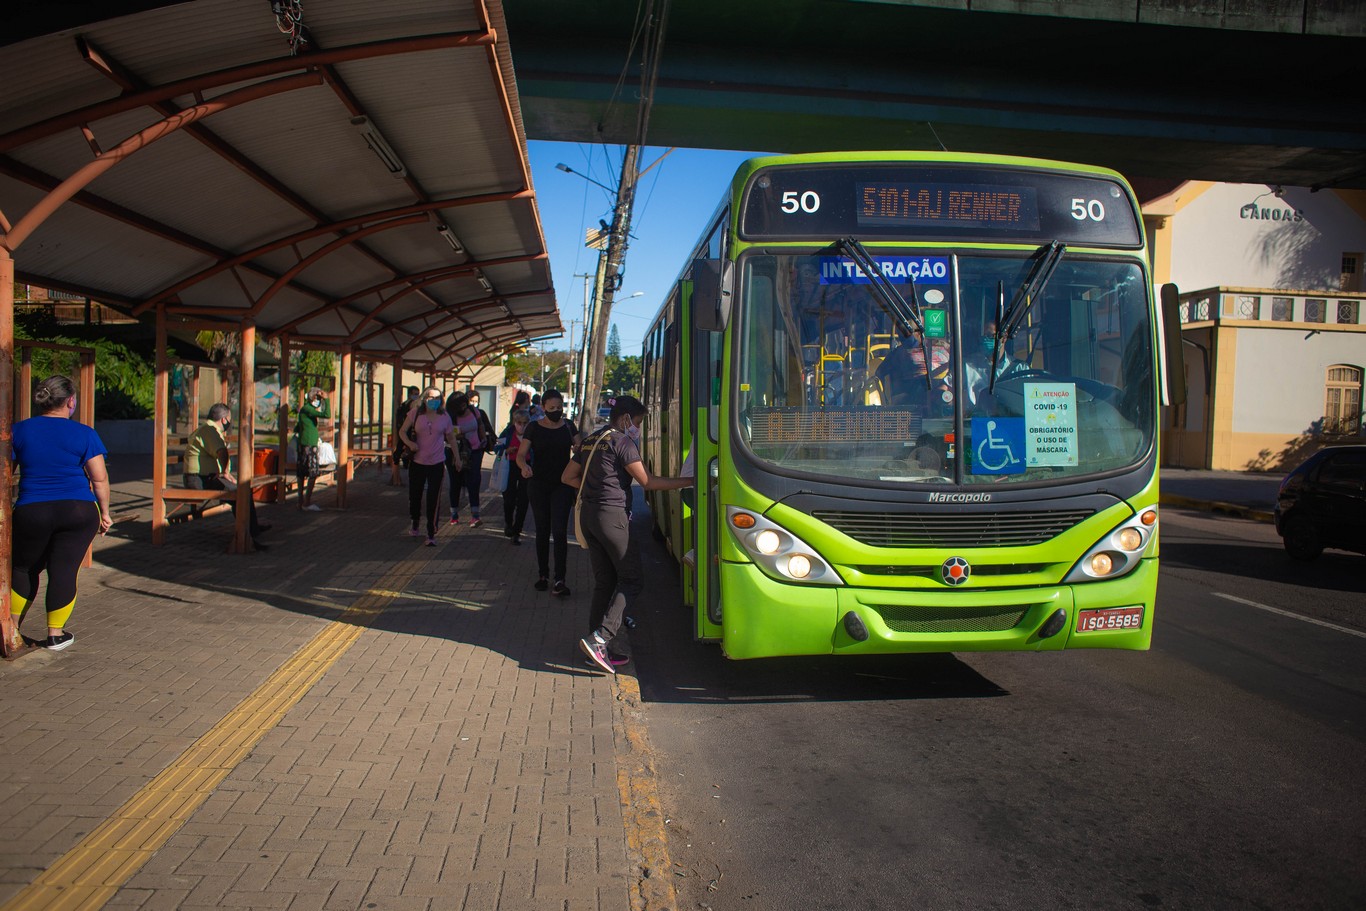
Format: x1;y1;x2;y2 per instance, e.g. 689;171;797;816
10;375;113;651
398;386;461;545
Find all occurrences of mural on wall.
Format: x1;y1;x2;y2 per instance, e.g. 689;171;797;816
256;370;283;433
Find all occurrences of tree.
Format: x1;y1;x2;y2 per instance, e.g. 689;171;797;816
607;324;621;359
605;355;641;396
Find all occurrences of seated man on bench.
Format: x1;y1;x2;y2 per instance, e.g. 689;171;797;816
184;402;271;551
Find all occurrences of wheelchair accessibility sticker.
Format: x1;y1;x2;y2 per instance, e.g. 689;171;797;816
971;417;1026;474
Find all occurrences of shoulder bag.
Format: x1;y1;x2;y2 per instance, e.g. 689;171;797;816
572;430;610;550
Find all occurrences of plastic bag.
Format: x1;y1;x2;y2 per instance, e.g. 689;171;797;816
489;452;509;491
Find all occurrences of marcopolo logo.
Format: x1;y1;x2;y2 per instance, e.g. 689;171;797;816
928;492;992;503
942;557;971;586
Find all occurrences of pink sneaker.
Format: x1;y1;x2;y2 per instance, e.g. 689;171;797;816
407;527;421;537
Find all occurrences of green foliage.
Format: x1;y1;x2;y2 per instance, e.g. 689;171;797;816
607;324;621;359
15;311;165;419
290;350;336;399
504;348;573;390
604;354;641;396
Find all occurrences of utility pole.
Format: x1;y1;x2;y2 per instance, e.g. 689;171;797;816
581;144;641;419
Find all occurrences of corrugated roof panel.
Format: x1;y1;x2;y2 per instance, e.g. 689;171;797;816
1;1;557;369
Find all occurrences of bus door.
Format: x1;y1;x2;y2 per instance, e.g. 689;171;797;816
688;273;725;641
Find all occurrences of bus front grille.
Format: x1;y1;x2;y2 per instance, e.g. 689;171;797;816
813;509;1094;547
871;604;1028;634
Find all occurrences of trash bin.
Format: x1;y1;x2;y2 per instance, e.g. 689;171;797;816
253;447;279;502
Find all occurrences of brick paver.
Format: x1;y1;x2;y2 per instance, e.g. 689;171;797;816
1;468;634;910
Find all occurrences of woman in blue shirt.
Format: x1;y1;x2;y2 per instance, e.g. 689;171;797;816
10;375;112;651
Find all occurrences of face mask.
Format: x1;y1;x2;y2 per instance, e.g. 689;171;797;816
545;409;563;421
426;398;441;411
625;423;641;442
310;397;321;407
982;337;997;354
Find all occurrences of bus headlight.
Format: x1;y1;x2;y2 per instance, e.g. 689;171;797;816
727;507;844;586
1064;508;1156;583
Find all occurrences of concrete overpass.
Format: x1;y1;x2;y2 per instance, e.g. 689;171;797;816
505;0;1366;189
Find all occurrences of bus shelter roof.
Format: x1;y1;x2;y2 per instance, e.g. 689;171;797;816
0;0;560;372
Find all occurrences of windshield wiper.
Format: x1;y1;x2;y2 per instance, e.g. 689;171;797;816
991;240;1066;393
833;237;932;392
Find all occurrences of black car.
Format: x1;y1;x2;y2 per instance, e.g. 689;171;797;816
1274;444;1366;560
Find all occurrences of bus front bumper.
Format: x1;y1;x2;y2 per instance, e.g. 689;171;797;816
718;559;1157;659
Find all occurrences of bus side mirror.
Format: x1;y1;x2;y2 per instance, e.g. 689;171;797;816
1160;283;1187;406
692;258;732;331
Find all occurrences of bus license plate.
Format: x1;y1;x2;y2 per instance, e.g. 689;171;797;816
1075;607;1144;633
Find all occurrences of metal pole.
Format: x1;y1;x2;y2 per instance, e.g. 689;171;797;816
277;333;291;504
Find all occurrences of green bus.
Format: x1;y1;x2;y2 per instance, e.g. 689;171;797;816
640;152;1186;659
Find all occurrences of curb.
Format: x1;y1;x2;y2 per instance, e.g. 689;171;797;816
1160;493;1274;524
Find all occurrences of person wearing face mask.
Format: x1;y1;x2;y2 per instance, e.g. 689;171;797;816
8;375;112;651
294;386;329;511
400;387;460;545
494;408;532;545
515;389;580;596
444;390;496;526
964;320;1019;409
183;402;270;551
562;395;693;674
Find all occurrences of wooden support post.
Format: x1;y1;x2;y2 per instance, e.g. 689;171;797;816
18;347;30;420
78;350;95;425
390;354;404;485
152;305;169;546
230;320;256;554
0;248;20;656
337;346;352;508
278;334;291;504
189;365;200;434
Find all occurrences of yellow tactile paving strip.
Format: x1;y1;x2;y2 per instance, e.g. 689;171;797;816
612;672;679;911
1;558;428;911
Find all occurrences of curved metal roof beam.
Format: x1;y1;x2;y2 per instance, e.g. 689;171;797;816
347;281;544;345
430;318;537;366
0;154;334;305
132;189;533;314
276;252;546;338
0;31;495;155
394;298;536;354
0;72;322;253
164;213;430;318
353;288;548;348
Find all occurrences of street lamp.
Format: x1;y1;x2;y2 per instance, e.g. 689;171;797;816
556;163;616;195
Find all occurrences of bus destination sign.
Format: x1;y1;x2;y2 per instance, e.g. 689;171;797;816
740;164;1142;247
859;182;1041;231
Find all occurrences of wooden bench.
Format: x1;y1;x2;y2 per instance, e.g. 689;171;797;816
160;475;285;523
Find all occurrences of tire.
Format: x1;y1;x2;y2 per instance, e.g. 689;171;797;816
1282;514;1323;561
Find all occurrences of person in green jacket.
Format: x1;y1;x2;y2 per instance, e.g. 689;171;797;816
295;386;330;511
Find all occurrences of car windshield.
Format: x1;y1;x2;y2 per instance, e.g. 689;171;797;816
735;251;1155;486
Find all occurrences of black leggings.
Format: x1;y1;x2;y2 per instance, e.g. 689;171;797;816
408;462;445;537
447;447;485;517
11;499;100;627
582;505;641;644
529;482;574;582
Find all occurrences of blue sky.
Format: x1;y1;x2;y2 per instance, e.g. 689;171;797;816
526;141;767;356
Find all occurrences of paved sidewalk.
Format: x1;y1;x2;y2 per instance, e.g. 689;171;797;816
1159;468;1282;522
1;467;667;911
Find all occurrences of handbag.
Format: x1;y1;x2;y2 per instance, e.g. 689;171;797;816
573;430;610;550
489;451;509;491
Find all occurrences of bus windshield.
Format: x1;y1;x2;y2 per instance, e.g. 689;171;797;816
736;251;1155;486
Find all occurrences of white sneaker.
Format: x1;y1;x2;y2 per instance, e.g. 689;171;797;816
305;504;322;511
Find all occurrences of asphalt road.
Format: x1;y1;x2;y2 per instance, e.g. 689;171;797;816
627;506;1366;911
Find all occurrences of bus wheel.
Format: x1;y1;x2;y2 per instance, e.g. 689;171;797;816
1282;515;1323;561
